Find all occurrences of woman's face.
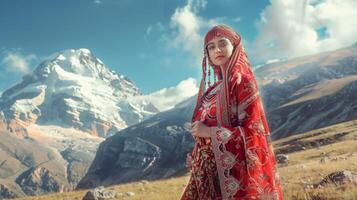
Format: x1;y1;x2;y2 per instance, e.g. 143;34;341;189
206;36;234;67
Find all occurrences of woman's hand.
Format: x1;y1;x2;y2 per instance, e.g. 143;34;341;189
185;153;193;169
191;121;211;138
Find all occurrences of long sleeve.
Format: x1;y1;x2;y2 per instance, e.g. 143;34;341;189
209;72;284;200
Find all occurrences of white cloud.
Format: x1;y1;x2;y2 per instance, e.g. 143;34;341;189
143;77;198;111
146;26;153;35
265;58;280;65
253;0;357;62
169;0;223;65
1;52;37;74
233;17;242;23
94;0;102;4
145;22;166;41
170;0;204;60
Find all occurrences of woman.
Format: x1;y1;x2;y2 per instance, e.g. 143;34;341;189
180;25;284;200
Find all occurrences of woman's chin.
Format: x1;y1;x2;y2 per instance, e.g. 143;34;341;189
213;60;227;66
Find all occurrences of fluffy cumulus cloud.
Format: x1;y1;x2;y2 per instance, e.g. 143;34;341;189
144;77;198;111
169;0;223;65
1;52;37;74
253;0;357;62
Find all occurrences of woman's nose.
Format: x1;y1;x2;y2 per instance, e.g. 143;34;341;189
215;47;222;53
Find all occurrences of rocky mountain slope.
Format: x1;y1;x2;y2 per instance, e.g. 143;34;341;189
77;43;357;189
77;96;196;189
0;48;158;137
0;49;159;199
256;42;357;139
31;118;356;200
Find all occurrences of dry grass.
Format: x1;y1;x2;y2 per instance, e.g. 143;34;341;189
16;120;357;200
278;141;357;200
15;176;189;200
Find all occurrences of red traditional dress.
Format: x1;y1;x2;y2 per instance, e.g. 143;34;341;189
181;25;284;200
180;80;223;200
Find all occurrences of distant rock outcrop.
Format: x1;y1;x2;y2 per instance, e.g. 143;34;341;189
314;170;357;188
0;184;17;199
15;167;60;196
82;186;116;200
276;154;289;164
77;96;196;189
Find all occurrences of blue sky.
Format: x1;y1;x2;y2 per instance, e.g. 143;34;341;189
1;0;357;108
0;0;268;94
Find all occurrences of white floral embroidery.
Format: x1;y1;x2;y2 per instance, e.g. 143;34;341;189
237;91;259;114
210;127;240;200
248;119;265;135
246;149;260;169
219;127;233;142
220;151;236;169
224;177;242;197
243;78;257;93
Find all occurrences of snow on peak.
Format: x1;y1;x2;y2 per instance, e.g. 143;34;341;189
42;48;114;80
78;48;91;54
32;48;141;97
0;48;158;137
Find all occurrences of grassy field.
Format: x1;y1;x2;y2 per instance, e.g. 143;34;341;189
16;120;357;200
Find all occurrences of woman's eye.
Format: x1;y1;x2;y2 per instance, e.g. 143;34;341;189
208;46;215;51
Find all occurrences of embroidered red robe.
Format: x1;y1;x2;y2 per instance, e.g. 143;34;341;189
181;70;284;200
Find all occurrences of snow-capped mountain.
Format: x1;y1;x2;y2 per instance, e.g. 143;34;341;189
0;48;160;198
0;48;158;137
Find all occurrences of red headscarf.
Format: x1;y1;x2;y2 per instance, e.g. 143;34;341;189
192;24;254;127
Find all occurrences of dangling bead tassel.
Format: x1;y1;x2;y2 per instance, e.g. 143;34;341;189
213;67;217;84
208;66;211;87
202;55;207;92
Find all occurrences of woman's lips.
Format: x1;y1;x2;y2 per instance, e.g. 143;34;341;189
216;55;224;59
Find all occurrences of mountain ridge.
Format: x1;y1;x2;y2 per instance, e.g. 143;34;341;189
77;42;357;189
0;48;158;137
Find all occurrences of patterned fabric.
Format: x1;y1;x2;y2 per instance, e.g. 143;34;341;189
181;81;223;200
182;25;284;200
211;70;284;200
